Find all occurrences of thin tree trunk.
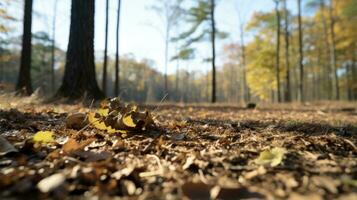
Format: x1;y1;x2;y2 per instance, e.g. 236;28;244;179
283;0;290;102
56;0;104;100
50;0;58;92
16;0;33;95
346;63;352;101
210;0;216;103
164;26;169;94
274;0;281;103
102;0;109;96
328;0;339;100
114;0;121;96
239;23;250;103
297;0;304;102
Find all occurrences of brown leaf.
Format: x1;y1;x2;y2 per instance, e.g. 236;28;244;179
0;135;18;156
65;113;88;130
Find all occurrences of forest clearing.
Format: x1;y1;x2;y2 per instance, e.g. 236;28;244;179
0;95;356;199
1;0;357;199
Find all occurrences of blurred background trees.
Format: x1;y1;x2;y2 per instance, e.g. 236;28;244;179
0;0;356;103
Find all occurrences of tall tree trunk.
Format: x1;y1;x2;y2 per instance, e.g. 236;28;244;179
274;0;281;103
56;0;104;100
164;26;169;95
16;0;33;95
210;0;216;103
239;23;250;103
102;0;109;96
319;0;333;100
328;0;339;100
114;0;121;97
283;0;291;102
51;0;58;92
297;0;304;102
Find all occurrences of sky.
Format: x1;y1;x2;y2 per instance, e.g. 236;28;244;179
16;0;297;74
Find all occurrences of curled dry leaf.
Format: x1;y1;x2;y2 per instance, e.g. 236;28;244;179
255;147;286;167
65;112;88;130
0;135;18;156
87;98;155;134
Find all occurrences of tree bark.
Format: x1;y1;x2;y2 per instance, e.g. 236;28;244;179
210;0;216;103
319;0;333;100
50;0;58;92
56;0;104;100
114;0;121;97
297;0;304;102
274;0;281;103
328;0;339;100
239;23;250;103
102;0;109;96
283;0;291;102
16;0;33;95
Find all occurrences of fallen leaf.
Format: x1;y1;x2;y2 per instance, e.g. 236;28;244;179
65;112;88;130
255;147;286;167
37;173;66;193
33;131;55;143
0;135;18;156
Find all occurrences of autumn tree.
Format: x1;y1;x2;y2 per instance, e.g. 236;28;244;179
273;0;281;102
297;0;304;102
56;0;104;100
114;0;121;96
175;0;226;103
50;0;58;91
16;0;33;95
102;0;109;96
150;0;184;95
283;0;291;102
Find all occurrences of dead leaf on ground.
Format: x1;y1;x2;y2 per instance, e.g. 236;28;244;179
0;135;18;156
255;147;286;167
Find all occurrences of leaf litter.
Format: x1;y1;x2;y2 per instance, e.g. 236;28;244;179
0;97;356;199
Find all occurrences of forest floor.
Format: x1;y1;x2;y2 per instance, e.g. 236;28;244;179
0;94;356;200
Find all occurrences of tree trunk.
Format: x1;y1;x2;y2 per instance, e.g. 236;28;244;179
50;0;58;92
16;0;33;95
283;0;290;102
319;0;333;100
164;25;169;95
328;0;339;100
297;0;304;102
102;0;109;96
274;0;281;103
210;0;216;103
239;23;250;103
56;0;104;100
114;0;121;97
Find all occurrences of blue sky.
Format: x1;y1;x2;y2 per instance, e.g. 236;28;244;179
23;0;297;74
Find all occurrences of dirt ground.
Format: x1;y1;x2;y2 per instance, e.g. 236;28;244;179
0;94;356;200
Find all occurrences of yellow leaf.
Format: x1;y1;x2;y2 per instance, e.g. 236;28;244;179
255;147;286;167
88;112;120;134
122;113;136;128
97;108;109;117
33;131;55;143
